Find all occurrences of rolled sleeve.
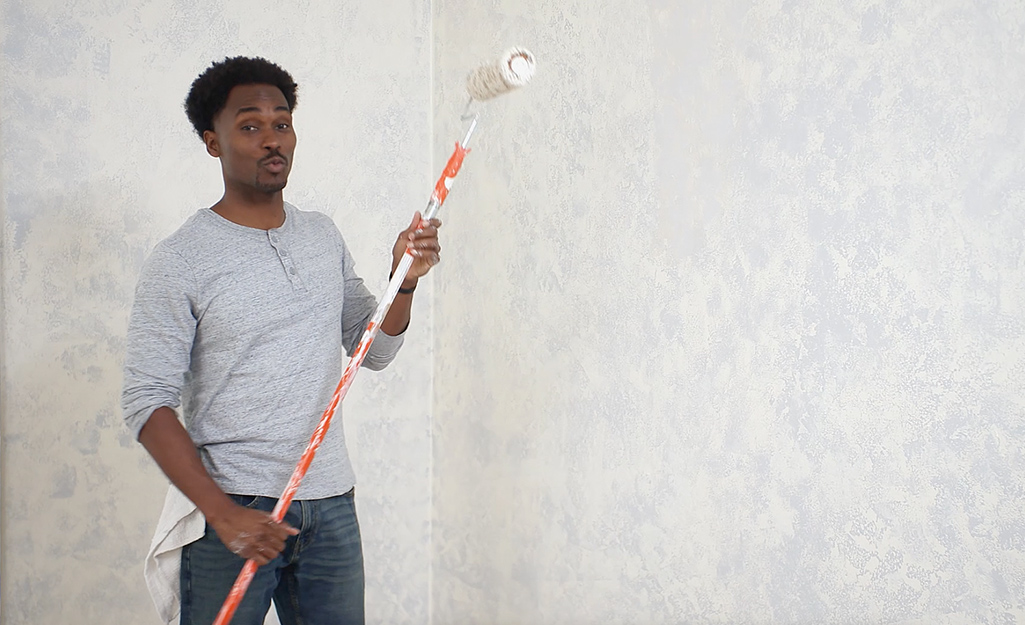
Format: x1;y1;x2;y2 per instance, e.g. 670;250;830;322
121;245;198;438
338;236;404;371
364;327;405;369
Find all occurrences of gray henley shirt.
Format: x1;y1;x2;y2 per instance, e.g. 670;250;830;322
121;202;403;499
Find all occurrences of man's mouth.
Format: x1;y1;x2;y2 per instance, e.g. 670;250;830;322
262;157;287;173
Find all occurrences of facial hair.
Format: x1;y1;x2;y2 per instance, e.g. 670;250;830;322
254;151;289;193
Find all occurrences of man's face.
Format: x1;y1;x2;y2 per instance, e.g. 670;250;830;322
204;84;296;195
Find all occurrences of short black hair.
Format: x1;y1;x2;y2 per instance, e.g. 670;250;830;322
184;56;298;139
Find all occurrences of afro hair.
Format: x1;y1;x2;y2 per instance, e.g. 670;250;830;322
184;56;298;140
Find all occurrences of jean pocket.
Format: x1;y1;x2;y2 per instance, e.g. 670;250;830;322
228;494;263;509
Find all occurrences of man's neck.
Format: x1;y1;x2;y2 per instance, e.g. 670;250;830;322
211;192;286;230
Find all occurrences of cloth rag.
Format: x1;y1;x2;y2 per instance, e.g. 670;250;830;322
144;485;205;625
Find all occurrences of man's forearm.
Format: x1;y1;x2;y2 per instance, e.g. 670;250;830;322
380;277;417;336
138;407;235;524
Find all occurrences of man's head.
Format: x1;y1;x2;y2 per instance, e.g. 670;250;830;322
185;57;299;196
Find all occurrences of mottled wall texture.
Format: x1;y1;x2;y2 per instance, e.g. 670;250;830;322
432;1;1025;624
0;1;432;623
3;0;1025;624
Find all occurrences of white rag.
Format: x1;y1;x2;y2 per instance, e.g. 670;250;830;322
143;485;205;625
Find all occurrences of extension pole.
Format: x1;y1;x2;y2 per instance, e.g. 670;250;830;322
212;45;534;623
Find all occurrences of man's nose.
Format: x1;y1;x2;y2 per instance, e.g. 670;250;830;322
261;129;280;150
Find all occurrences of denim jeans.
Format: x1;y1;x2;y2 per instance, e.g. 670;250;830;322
180;490;364;625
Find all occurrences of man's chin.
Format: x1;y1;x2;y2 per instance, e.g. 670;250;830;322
255;179;288;194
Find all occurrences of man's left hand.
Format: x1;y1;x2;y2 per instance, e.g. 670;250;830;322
391;211;442;284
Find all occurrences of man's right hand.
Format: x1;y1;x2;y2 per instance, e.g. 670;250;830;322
209;505;299;566
136;408;299;566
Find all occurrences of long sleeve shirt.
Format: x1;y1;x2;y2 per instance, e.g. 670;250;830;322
122;202;403;499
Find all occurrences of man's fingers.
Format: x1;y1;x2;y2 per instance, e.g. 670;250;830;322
231;542;271;565
410;240;441;252
262;516;299;538
238;537;283;564
411;224;439;237
225;511;298;562
400;216;440;247
249;549;271;566
408;216;440;235
261;534;286;553
255;511;298;537
408;232;440;252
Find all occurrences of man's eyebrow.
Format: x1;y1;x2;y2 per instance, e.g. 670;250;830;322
234;105;291;116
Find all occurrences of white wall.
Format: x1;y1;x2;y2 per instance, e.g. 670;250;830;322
0;1;432;623
432;1;1025;623
4;1;1025;624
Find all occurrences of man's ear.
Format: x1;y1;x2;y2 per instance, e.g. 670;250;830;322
203;130;220;158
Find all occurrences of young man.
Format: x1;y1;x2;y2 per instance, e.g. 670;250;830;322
122;56;440;625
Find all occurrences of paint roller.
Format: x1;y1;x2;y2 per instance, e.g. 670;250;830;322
466;46;536;101
212;47;536;625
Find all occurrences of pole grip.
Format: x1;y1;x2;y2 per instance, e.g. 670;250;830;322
431;142;470;206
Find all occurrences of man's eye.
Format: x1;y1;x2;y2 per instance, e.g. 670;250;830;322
241;125;257;131
277;123;291;130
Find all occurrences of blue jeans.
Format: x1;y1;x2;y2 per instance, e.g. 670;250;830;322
180;490;364;625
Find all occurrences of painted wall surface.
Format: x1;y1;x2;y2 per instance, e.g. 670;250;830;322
5;1;1025;624
432;1;1025;624
0;1;432;623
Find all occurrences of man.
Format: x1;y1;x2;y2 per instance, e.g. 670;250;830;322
122;56;440;625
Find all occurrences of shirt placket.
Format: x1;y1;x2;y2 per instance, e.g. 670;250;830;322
268;231;306;292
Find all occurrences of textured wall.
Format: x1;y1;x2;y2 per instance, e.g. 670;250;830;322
432;1;1025;624
5;1;1025;624
0;1;432;623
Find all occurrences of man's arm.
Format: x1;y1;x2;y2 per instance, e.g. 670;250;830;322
138;408;297;565
380;212;442;336
124;246;295;564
